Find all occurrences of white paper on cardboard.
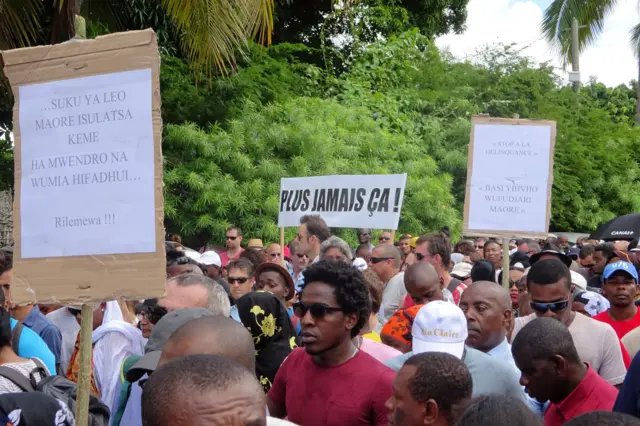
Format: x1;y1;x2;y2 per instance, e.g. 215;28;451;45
18;69;156;258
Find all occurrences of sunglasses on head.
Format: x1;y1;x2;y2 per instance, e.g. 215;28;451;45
167;256;191;266
228;277;249;284
293;302;344;319
369;257;392;264
226;236;237;240
529;300;569;314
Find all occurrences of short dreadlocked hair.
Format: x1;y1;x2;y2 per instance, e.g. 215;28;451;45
404;352;472;424
301;260;371;337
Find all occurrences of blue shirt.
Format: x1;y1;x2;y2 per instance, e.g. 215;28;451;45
22;306;62;365
10;318;57;375
614;350;640;416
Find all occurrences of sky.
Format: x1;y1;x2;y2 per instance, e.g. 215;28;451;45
436;0;639;87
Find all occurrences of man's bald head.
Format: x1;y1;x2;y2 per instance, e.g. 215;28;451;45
459;281;513;352
374;244;401;267
159;316;255;371
404;262;443;305
142;354;265;426
463;281;511;309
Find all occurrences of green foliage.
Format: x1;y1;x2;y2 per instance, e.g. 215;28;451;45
163;98;459;247
160;43;325;128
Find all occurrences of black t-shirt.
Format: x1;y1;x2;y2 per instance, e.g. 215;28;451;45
587;274;602;289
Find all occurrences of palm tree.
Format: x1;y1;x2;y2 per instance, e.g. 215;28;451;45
0;0;275;74
541;0;640;124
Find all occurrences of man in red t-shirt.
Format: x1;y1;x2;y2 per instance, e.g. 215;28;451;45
220;226;244;268
593;261;640;339
267;260;395;426
512;317;618;426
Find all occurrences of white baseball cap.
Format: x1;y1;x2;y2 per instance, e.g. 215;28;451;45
411;301;468;359
352;257;367;271
199;251;222;268
570;270;587;291
184;250;201;262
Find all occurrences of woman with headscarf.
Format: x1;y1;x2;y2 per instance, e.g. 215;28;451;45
236;291;296;392
380;304;422;354
66;301;145;411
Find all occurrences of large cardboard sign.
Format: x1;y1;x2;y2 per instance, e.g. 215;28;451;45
2;29;165;304
278;174;407;229
463;116;556;238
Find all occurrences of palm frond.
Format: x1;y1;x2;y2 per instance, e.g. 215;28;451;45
541;0;619;66
0;0;43;50
630;22;640;59
161;0;275;75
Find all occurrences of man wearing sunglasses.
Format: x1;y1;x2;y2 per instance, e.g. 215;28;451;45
378;231;393;245
593;261;640;340
415;233;467;305
512;259;627;387
267;260;394;426
221;226;244;268
369;244;406;322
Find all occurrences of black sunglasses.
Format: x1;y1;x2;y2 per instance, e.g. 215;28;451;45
415;253;428;261
228;277;249;284
529;300;569;314
369;257;393;264
296;253;308;259
226;236;238;240
293;302;343;319
379;236;391;241
167;256;191;266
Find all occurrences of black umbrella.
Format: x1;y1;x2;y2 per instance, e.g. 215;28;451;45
589;213;640;241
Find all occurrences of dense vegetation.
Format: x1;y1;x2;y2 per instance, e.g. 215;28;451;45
2;1;640;247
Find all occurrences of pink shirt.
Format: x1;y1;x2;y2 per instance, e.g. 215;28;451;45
360;338;402;363
220;249;243;268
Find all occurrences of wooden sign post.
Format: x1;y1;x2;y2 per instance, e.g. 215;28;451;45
2;29;166;422
463;115;556;288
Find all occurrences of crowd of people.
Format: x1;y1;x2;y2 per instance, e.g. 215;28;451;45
0;217;640;425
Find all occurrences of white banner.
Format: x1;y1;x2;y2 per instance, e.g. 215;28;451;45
278;174;407;229
464;116;556;237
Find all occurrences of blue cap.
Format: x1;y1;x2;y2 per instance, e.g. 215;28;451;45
603;261;638;281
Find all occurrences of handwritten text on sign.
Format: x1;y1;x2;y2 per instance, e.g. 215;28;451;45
19;69;156;258
278;174;407;229
467;123;553;234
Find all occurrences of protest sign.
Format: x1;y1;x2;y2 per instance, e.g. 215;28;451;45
2;29;165;304
463;116;556;238
278;174;407;229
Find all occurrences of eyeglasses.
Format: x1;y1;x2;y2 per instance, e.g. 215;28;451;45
226;236;237;241
228;277;249;284
379;236;391;241
369;257;393;264
293;302;344;319
529;300;569;314
296;253;308;259
269;253;281;259
166;256;192;266
509;280;519;288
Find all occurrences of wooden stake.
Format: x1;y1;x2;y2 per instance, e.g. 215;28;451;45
75;303;93;425
390;230;396;243
502;238;510;289
280;227;285;267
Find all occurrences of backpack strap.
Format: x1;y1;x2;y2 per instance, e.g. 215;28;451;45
11;322;23;354
0;366;36;392
30;358;50;377
447;278;462;294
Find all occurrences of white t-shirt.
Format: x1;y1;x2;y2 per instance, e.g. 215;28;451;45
513;313;626;385
0;358;50;394
47;307;80;374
